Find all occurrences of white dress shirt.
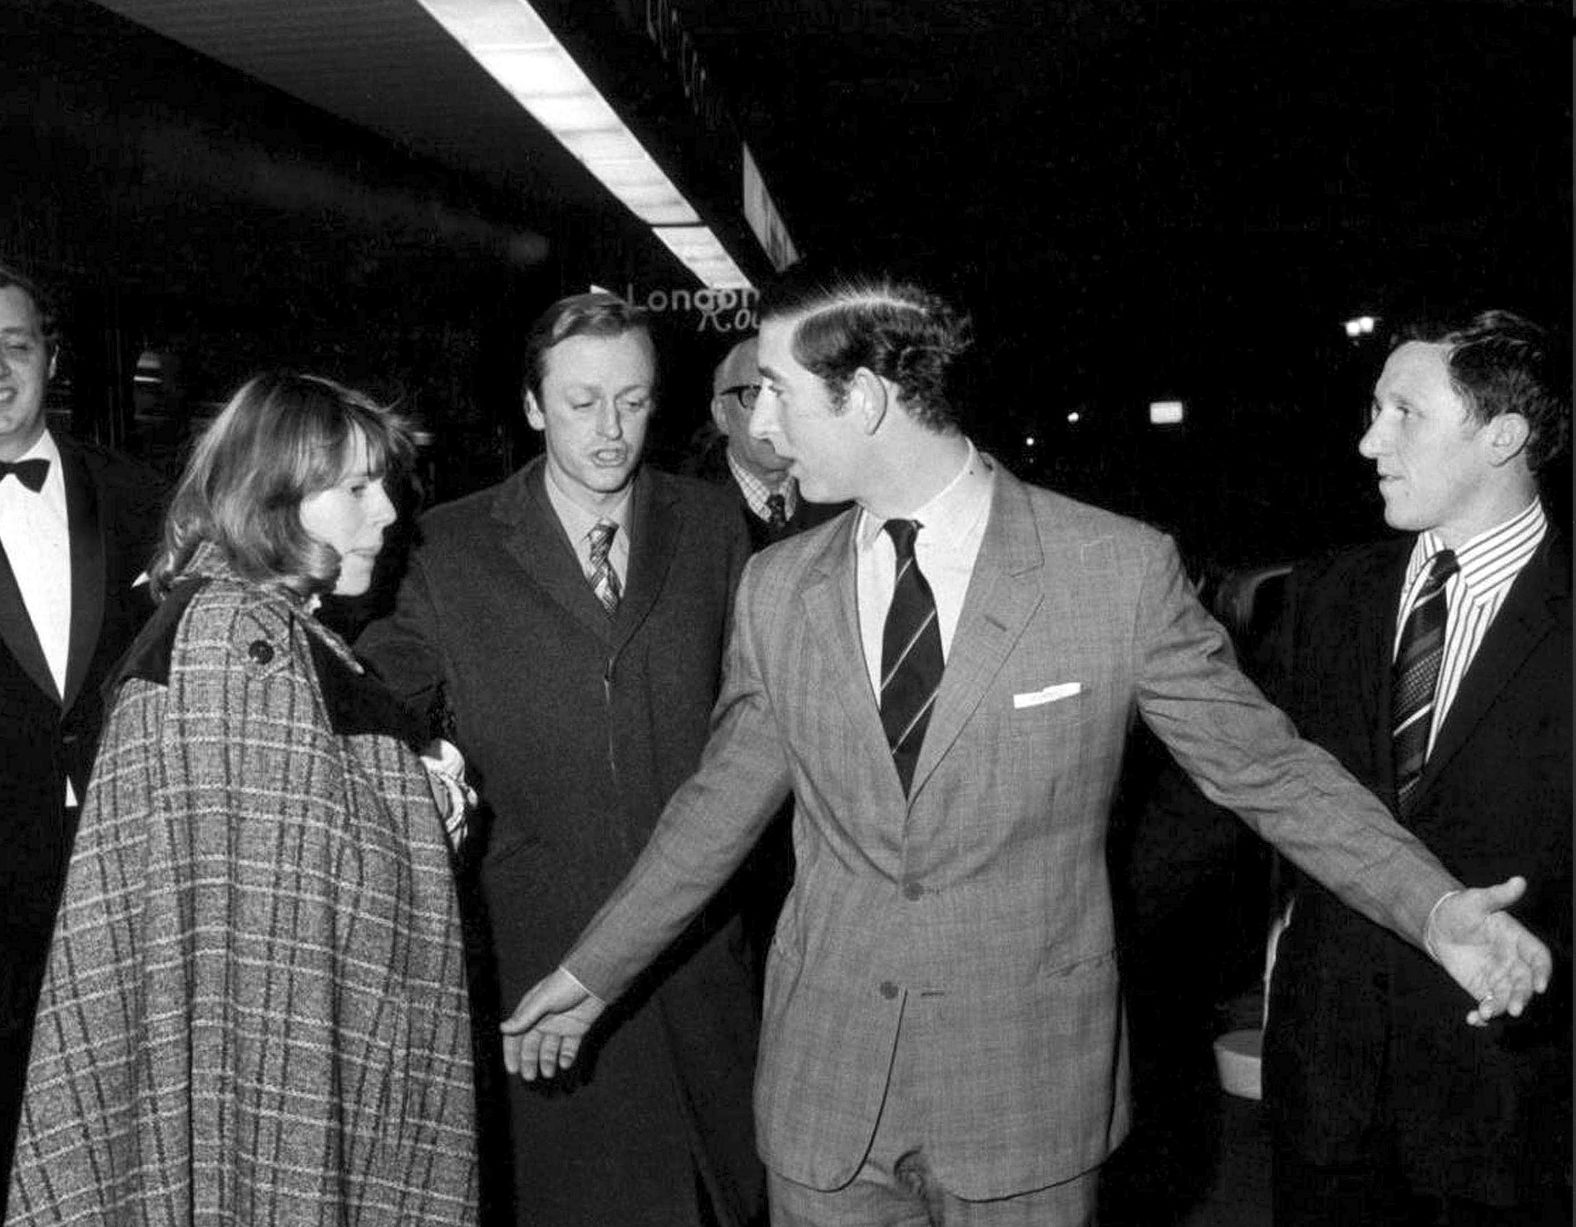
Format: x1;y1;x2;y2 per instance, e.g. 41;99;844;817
0;428;71;700
855;439;995;697
1396;497;1547;756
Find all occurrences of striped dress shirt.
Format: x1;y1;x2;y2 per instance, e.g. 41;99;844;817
1395;498;1547;755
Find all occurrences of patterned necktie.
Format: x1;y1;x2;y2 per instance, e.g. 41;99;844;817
1391;549;1458;813
765;492;788;533
0;458;49;492
587;521;621;615
880;519;944;794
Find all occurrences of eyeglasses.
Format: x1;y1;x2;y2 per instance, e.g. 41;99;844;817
718;383;761;410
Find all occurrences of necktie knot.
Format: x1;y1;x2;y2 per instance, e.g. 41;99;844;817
1421;549;1459;594
765;492;788;531
588;521;616;563
883;518;921;561
0;458;49;492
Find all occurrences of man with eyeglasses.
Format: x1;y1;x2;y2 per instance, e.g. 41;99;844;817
686;335;850;996
693;335;847;550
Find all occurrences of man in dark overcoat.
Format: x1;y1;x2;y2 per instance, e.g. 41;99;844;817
358;292;765;1227
1264;310;1571;1226
0;263;165;1213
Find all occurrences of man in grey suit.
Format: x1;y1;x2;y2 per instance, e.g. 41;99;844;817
499;271;1551;1226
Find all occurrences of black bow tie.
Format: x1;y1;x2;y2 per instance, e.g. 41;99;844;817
0;458;48;492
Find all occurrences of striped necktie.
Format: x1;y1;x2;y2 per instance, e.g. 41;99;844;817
1391;549;1458;813
880;519;944;794
587;521;621;615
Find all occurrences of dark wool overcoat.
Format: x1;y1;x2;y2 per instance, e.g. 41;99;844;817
1264;533;1571;1208
357;458;765;1227
6;551;477;1226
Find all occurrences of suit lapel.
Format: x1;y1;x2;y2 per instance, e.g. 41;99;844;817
909;468;1044;798
1356;544;1409;802
0;538;58;704
800;514;892;758
496;461;615;642
1411;535;1568;807
61;441;106;712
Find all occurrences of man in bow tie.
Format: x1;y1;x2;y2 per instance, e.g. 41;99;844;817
0;263;164;1213
500;268;1553;1227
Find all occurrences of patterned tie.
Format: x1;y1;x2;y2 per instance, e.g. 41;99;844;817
587;521;621;615
765;491;788;533
1391;549;1458;814
0;458;48;492
880;519;944;794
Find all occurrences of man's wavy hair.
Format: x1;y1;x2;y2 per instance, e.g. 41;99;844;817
520;291;653;403
757;268;973;431
150;371;423;600
1396;309;1570;474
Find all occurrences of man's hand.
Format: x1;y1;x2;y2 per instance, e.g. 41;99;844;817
500;968;608;1080
1426;877;1553;1027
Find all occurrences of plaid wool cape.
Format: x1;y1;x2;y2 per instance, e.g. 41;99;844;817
6;556;477;1225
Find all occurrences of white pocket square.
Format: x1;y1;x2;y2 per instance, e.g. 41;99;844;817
1013;682;1083;709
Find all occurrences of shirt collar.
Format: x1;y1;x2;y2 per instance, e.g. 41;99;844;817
855;437;992;554
1410;497;1547;597
542;463;634;548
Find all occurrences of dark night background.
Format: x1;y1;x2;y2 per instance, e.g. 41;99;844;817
5;2;1570;1221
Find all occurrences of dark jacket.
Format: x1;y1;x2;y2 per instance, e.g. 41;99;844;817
0;435;163;1206
357;459;765;1227
1263;532;1572;1207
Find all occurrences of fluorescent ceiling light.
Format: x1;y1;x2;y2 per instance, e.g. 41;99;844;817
653;227;751;289
416;0;754;288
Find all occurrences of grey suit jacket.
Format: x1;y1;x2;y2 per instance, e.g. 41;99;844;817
567;458;1459;1197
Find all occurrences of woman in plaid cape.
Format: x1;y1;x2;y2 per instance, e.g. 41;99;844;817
5;373;477;1225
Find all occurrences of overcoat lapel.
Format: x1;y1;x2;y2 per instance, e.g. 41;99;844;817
495;460;618;642
615;470;681;652
0;539;57;704
909;469;1044;798
1411;536;1567;810
61;441;106;713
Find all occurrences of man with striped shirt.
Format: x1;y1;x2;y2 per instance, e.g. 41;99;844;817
1265;310;1571;1226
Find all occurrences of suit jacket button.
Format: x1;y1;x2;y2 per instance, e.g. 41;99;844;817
879;981;899;1000
248;639;275;665
903;880;923;901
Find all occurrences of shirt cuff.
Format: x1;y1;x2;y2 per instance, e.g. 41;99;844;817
561;967;603;1004
1423;889;1461;962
